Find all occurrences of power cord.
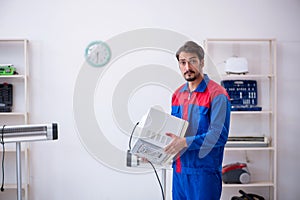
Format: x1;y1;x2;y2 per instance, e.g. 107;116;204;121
147;160;165;200
128;122;165;200
128;122;139;151
1;125;6;192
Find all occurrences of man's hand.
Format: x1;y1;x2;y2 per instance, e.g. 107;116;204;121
164;133;187;155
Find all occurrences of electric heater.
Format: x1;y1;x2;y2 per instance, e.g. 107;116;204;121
0;123;58;200
1;123;57;143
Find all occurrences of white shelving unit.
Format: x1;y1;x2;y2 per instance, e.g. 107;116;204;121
204;38;277;200
0;39;29;200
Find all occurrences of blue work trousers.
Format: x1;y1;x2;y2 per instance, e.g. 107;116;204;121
172;170;222;200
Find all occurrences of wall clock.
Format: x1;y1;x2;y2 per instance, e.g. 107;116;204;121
85;41;111;67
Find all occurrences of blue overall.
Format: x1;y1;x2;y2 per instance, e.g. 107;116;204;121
171;74;231;200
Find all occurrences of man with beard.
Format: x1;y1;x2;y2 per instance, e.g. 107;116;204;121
164;41;231;200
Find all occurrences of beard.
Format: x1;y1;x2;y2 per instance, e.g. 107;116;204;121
184;70;200;82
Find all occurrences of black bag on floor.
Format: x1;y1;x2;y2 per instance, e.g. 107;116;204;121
231;190;265;200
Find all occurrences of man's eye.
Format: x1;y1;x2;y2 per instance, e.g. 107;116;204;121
190;60;197;65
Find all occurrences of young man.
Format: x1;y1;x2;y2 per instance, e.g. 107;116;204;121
164;41;231;200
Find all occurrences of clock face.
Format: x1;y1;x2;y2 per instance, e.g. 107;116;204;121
85;41;111;67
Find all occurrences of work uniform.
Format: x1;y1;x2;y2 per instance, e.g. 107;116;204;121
171;74;231;200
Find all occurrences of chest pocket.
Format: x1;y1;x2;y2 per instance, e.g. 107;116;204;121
190;106;210;133
199;107;210;131
171;106;182;119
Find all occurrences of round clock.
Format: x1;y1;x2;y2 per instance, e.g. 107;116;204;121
85;41;111;67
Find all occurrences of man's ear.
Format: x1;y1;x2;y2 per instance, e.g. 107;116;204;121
200;59;204;68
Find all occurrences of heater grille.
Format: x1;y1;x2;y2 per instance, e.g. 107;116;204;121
3;126;47;134
0;123;58;143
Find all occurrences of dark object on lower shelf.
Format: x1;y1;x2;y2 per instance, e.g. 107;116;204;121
0;83;13;112
231;190;265;200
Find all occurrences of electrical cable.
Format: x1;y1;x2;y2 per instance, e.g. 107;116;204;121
128;122;165;200
1;125;6;192
128;122;139;151
147;160;165;200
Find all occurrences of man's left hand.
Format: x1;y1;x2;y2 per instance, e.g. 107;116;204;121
164;133;187;155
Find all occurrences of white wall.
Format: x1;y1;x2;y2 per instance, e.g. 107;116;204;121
1;0;300;199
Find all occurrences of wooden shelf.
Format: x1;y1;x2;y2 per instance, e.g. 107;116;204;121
3;184;28;190
0;112;27;116
0;39;29;200
206;38;276;42
220;74;275;80
0;75;26;79
225;147;275;151
231;111;272;115
223;181;275;188
205;38;277;199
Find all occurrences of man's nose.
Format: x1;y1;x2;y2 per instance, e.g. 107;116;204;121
184;62;193;71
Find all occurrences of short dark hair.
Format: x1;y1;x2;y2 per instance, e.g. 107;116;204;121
176;41;205;61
